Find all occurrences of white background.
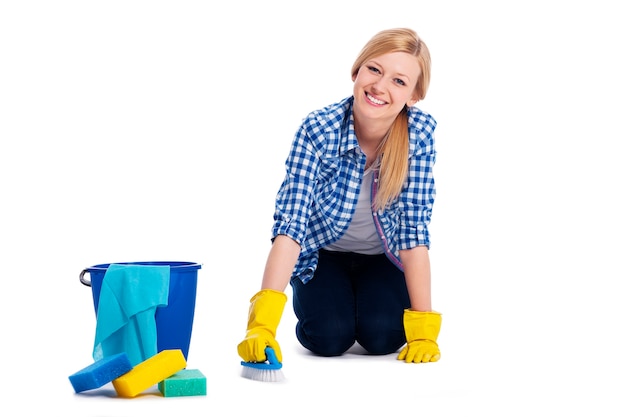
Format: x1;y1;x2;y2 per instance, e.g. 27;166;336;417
1;1;625;415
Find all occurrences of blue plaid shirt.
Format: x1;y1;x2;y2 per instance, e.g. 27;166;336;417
272;96;437;284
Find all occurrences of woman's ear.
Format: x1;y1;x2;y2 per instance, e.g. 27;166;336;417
408;89;422;106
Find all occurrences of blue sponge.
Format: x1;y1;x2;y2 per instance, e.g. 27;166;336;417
69;352;133;393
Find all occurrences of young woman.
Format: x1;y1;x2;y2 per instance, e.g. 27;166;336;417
238;28;441;365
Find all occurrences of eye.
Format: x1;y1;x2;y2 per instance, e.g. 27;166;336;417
394;78;407;86
367;65;381;74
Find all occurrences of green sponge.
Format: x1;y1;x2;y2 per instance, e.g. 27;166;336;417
158;369;206;397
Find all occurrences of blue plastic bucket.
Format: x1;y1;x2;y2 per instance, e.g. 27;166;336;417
80;261;201;361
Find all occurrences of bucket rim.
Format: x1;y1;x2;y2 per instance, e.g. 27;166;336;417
84;261;202;272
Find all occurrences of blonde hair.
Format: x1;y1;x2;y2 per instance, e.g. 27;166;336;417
351;28;431;211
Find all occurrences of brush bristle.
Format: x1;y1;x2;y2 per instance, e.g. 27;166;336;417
240;347;286;382
241;366;286;382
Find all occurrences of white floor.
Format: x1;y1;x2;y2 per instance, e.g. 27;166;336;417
7;250;626;416
2;1;625;416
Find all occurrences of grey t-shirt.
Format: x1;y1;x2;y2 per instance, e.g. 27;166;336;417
324;167;384;255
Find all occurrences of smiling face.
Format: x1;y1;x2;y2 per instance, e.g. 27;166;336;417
352;51;422;128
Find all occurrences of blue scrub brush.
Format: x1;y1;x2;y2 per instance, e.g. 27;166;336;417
240;347;285;382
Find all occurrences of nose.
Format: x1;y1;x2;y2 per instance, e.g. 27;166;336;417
371;79;384;94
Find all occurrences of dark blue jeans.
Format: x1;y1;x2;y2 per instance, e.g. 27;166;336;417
290;249;410;356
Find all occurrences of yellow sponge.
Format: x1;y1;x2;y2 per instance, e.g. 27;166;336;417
112;349;186;398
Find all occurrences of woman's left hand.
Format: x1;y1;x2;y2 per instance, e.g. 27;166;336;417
397;309;442;363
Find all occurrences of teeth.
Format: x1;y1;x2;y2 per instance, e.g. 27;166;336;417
367;93;385;105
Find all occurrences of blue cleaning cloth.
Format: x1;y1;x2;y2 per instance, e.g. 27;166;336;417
93;264;170;366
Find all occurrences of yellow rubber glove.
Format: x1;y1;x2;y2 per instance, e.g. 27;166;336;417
237;289;287;363
397;309;442;363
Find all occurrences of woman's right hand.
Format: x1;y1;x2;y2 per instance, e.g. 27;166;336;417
237;289;287;363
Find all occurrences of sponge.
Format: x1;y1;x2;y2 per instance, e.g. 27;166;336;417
69;352;132;393
158;369;207;397
112;349;186;398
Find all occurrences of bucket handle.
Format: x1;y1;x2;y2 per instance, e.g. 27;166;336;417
79;269;91;287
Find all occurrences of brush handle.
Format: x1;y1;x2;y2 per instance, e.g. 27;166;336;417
240;347;283;370
264;347;280;365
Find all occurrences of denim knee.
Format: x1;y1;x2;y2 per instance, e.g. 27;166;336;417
357;332;405;355
356;320;406;355
295;321;356;357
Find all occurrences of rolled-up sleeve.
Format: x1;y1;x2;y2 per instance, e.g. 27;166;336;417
397;117;437;250
272;122;321;245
